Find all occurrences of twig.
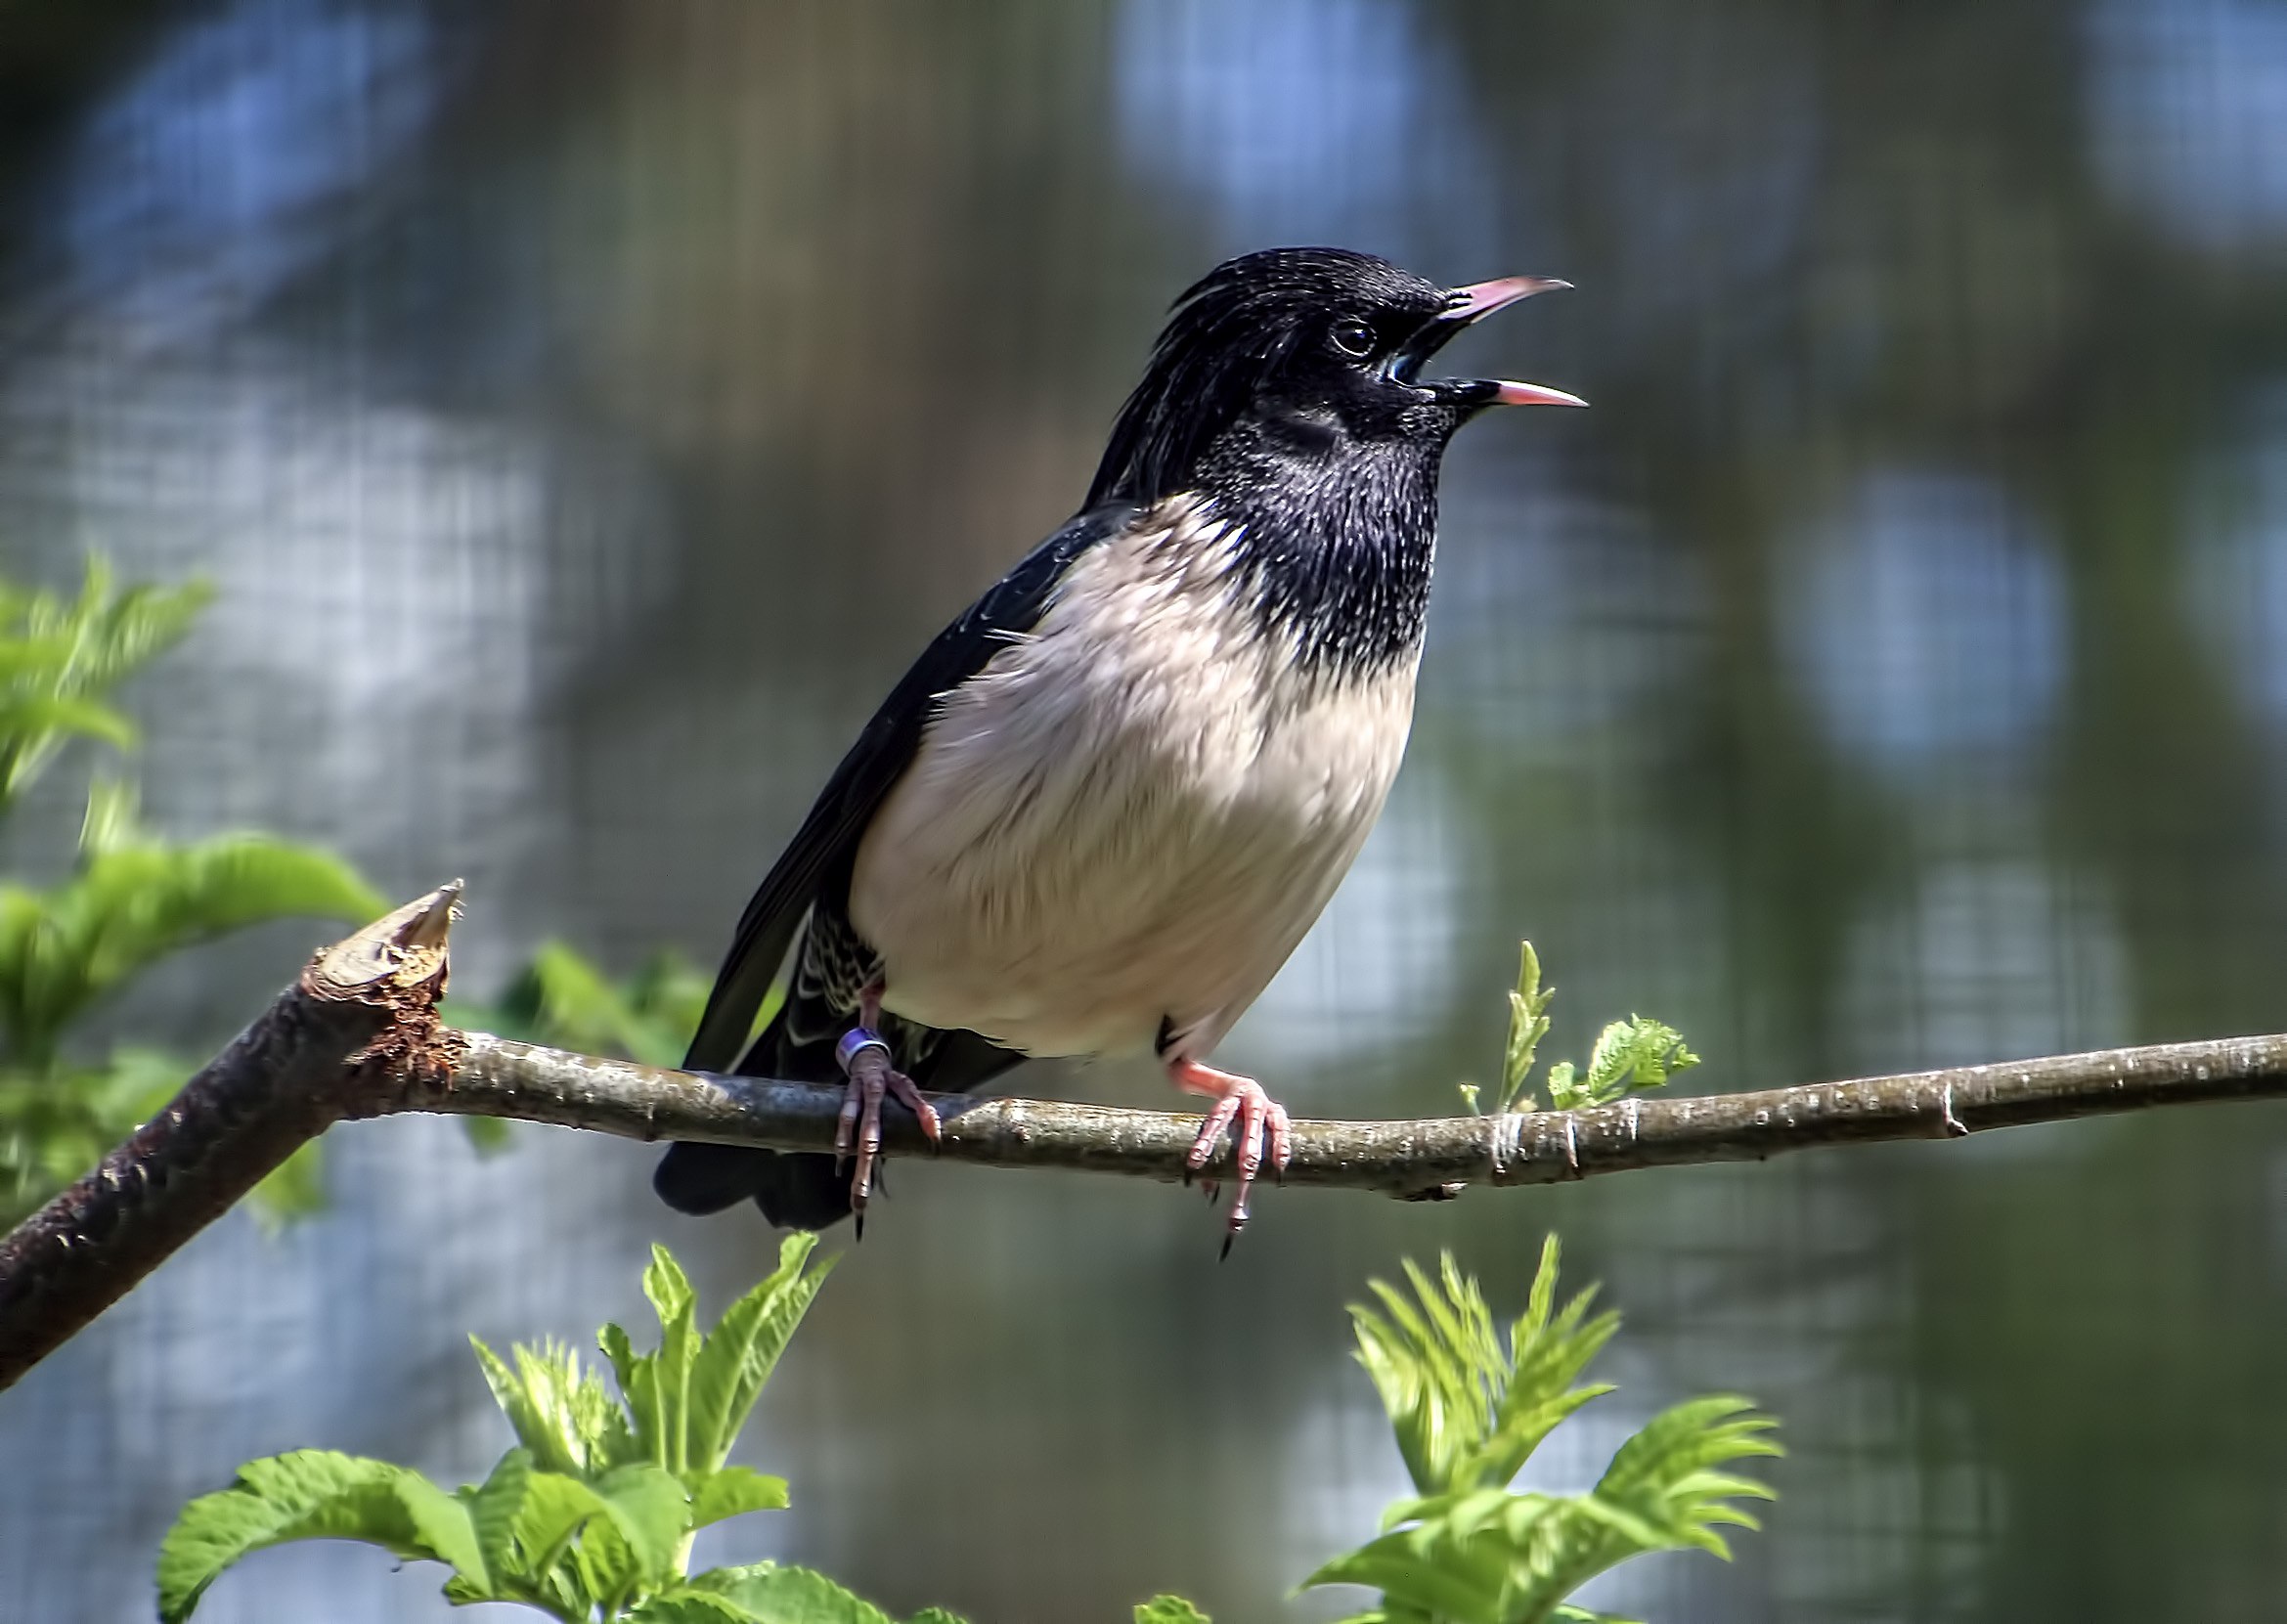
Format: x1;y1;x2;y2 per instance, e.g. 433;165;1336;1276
8;881;2287;1393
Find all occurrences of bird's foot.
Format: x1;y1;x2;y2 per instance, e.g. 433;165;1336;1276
1170;1058;1292;1254
835;1027;942;1225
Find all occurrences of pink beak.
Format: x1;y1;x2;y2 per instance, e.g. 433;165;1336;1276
1445;275;1572;320
1491;379;1590;409
1438;276;1585;409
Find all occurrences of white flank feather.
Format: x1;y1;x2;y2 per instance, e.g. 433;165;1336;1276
848;496;1419;1062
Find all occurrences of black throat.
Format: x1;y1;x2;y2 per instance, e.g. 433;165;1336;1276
1187;408;1443;680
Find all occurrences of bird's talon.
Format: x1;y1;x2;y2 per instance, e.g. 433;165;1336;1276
1169;1061;1290;1249
836;1025;929;1224
885;1068;944;1144
1220;1190;1251;1259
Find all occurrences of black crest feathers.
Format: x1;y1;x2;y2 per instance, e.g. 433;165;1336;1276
1085;247;1446;508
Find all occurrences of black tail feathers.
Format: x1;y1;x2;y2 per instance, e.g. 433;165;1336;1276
652;1142;856;1230
654;975;857;1229
652;1141;771;1216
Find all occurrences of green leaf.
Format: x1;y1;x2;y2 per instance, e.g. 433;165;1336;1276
0;1044;186;1226
637;1244;702;1472
0;797;384;1068
1497;943;1554;1114
1451;1239;1620;1495
77;773;141;854
454;941;715;1070
0;591;394;1210
471;1336;638;1478
0;561;209;815
511;1469;618;1598
0;692;134;755
1349;1246;1612;1502
1313;1243;1779;1624
460;1448;534;1600
681;1562;966;1624
157;1451;466;1624
572;1505;646;1611
0;632;82;682
1588;1393;1781;1560
390;1471;488;1595
156;1243;869;1623
590;1460;695;1591
601;1319;643;1414
1301;1513;1514;1624
686;1231;833;1473
691;1562;895;1623
691;1466;790;1528
632;1593;769;1624
475;1339;547;1464
1477;942;1699;1119
685;1561;780;1597
1551;1018;1699;1112
1135;1597;1212;1623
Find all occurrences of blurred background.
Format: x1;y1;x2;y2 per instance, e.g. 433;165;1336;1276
5;0;2287;1618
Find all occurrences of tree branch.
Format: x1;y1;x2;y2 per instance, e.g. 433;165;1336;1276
418;1027;2287;1195
0;884;459;1392
8;882;2287;1392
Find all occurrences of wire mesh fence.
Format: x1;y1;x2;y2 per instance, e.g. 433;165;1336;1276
6;2;2287;1619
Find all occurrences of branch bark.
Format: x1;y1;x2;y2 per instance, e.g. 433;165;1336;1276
8;881;2287;1392
0;884;460;1391
422;1027;2287;1195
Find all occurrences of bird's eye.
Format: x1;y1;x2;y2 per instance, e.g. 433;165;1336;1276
1330;317;1376;358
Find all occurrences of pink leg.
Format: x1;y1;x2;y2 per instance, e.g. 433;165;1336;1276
834;985;944;1228
1169;1058;1293;1250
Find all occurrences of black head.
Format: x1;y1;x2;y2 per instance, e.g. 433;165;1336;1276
1086;246;1579;508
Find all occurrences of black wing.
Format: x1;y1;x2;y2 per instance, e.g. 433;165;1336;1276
680;503;1135;1073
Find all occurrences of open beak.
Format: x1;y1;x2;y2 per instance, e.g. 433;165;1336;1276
1399;275;1585;409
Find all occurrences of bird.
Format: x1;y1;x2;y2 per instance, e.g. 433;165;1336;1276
653;246;1581;1245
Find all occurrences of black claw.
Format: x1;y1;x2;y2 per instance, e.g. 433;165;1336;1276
1218;1231;1234;1262
854;1212;866;1244
1181;1164;1193;1188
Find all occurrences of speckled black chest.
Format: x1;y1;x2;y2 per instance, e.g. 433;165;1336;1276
1195;417;1441;679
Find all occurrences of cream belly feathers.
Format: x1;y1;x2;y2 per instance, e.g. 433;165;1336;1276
849;496;1417;1064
